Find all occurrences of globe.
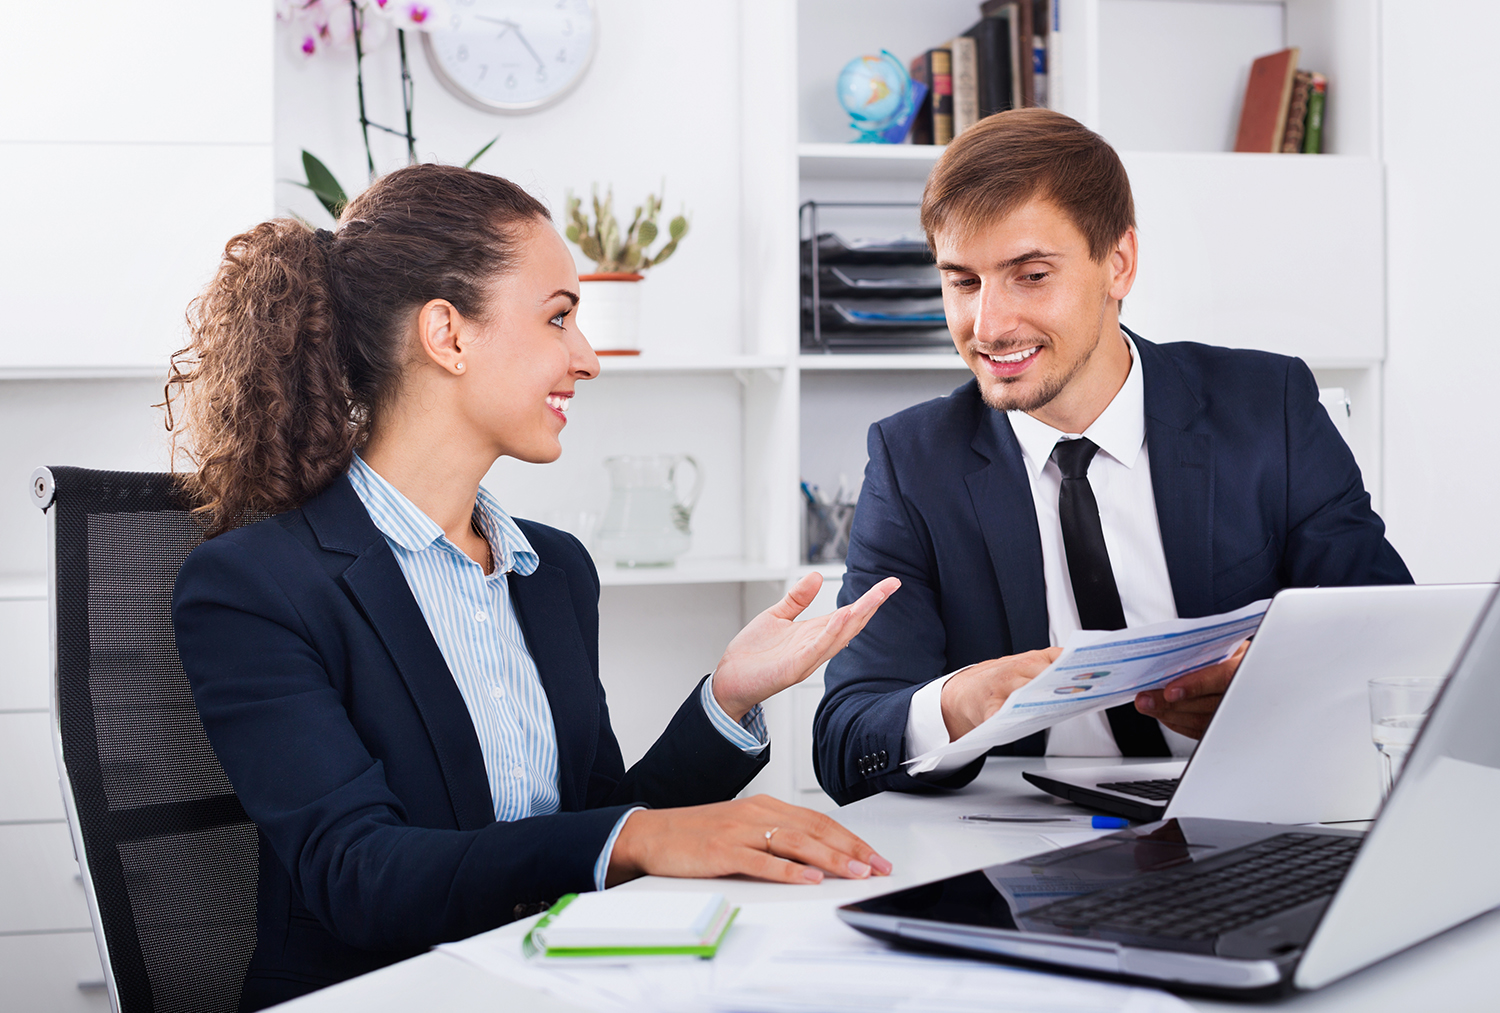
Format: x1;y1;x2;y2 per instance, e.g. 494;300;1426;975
836;50;916;143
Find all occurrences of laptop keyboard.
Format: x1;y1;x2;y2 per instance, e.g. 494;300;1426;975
1096;778;1179;801
1026;832;1362;941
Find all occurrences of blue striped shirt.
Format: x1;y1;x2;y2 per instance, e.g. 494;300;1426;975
346;455;765;891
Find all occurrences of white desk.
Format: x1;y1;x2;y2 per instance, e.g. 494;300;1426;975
275;757;1498;1012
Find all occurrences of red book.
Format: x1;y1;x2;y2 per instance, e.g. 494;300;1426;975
1234;47;1301;152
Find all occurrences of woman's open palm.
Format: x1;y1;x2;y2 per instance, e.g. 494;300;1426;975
710;572;900;720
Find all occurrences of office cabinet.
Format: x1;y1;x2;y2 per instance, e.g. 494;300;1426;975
0;933;109;1013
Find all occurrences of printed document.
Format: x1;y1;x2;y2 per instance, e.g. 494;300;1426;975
906;600;1269;773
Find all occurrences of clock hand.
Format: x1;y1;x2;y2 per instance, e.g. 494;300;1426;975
471;16;544;69
473;14;517;40
507;24;547;70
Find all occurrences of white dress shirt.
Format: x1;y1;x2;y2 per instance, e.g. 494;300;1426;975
906;332;1197;772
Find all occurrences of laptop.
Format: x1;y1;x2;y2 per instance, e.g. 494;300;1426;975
1022;584;1493;823
838;582;1500;996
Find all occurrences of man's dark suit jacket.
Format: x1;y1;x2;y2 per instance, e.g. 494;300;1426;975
172;476;766;1010
814;332;1412;806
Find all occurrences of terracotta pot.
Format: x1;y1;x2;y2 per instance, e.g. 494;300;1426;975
576;272;644;355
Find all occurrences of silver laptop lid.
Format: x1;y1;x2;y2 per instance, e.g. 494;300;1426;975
1296;582;1500;988
1165;584;1493;825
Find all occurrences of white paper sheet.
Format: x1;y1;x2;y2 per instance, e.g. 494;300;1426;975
906;600;1269;773
439;901;1196;1013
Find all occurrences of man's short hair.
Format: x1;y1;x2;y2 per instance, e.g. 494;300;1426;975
920;109;1136;263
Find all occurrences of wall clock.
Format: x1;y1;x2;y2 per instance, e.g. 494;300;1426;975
423;0;597;113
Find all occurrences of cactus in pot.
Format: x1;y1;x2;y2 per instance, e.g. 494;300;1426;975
565;185;689;274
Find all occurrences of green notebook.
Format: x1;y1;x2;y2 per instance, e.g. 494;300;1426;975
522;891;739;959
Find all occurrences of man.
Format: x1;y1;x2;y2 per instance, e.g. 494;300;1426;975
813;109;1410;806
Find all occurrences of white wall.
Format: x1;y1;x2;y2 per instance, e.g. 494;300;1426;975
1380;1;1500;582
274;0;743;361
0;1;273;371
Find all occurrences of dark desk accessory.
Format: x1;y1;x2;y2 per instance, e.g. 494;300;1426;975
799;201;957;354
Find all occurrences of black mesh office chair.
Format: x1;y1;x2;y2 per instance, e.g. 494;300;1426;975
31;466;257;1013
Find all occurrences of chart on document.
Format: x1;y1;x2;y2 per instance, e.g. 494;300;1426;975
907;600;1269;772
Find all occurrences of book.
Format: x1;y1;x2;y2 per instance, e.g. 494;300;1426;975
522;892;739;959
980;1;1026;109
1041;0;1059;111
1033;32;1048;108
930;46;954;144
962;15;1013;118
907;52;933;144
1233;46;1301;152
1303;73;1327;153
1281;70;1313;153
949;35;979;136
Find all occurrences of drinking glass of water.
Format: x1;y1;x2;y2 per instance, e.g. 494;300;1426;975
1368;676;1443;799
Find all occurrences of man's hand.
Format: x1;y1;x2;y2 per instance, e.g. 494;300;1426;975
1134;639;1250;739
605;794;893;888
939;648;1063;740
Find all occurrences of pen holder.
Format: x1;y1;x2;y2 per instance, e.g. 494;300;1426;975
803;500;856;564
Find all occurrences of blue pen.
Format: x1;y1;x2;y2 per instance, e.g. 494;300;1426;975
960;814;1130;829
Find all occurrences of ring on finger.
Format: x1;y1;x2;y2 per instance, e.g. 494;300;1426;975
764;827;779;852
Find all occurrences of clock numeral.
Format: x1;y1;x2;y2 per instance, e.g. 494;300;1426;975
456;44;468;62
556;48;568;63
477;64;487;80
505;73;517;89
561;18;573;36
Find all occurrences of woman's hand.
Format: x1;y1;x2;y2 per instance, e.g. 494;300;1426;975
605;794;892;887
711;572;901;721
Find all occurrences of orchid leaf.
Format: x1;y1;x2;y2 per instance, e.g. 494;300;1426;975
463;135;499;169
300;150;348;221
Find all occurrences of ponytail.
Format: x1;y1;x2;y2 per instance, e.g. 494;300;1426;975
166;220;354;536
165;164;551;536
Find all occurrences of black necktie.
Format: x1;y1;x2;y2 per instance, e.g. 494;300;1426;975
1052;438;1169;757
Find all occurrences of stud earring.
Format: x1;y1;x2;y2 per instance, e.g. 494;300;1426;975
455;363;465;371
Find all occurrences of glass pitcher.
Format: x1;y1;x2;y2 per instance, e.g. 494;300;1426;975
596;455;703;567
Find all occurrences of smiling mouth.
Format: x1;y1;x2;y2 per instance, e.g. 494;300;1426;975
981;346;1041;365
546;394;572;414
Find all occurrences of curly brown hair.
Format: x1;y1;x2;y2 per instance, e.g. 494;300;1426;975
164;164;550;536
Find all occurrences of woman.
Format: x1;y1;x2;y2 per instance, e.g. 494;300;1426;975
167;164;899;1009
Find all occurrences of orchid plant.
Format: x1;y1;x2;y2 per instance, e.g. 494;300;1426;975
277;0;496;221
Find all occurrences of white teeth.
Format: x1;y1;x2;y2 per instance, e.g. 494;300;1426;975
547;395;571;413
986;347;1039;364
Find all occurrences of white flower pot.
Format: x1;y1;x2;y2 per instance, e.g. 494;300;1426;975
576;272;643;355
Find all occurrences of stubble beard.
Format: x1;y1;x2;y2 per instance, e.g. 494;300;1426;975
975;338;1096;415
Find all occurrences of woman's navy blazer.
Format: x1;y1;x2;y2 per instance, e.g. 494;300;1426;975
172;475;767;1005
